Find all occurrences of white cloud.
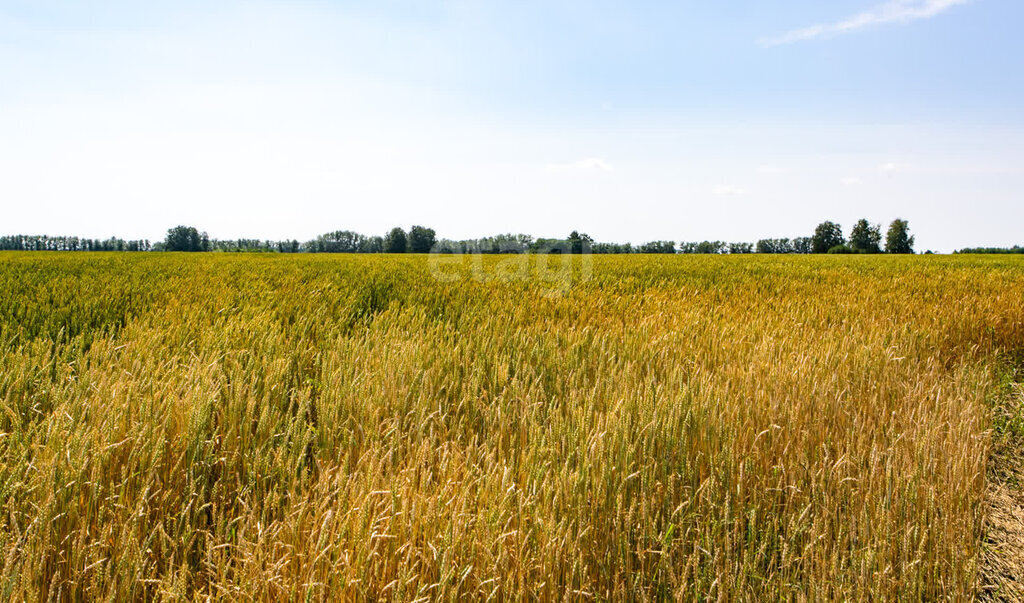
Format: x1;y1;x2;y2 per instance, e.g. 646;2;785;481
879;162;900;174
713;184;745;197
841;176;864;186
543;157;614;174
762;0;970;46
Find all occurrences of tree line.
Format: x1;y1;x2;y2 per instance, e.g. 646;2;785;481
0;219;957;255
954;246;1024;254
0;235;152;252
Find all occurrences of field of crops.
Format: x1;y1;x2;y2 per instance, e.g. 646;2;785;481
1;252;1023;600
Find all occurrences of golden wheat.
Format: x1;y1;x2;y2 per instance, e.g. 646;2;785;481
1;252;1022;600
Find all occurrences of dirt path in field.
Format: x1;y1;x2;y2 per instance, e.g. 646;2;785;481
980;366;1024;601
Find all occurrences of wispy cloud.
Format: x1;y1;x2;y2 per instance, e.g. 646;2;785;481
762;0;970;46
543;157;613;174
841;176;864;186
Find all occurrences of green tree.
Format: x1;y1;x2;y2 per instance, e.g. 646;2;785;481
359;236;385;253
955;245;1024;254
311;230;364;253
849;219;882;253
638;240;676;254
567;231;594;254
792;237;813;254
885;219;915;254
811;221;845;254
756;238;793;254
408;225;437;253
384;227;408;253
163;225;208;252
694;241;726;254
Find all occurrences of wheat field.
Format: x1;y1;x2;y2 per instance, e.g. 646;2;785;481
1;252;1023;600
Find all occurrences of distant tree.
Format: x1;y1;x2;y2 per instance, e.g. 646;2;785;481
638;240;676;254
163;225;208;252
566;231;594;254
464;238;495;254
461;233;533;254
359;236;385;253
677;241;727;254
849;219;882;253
531;237;571;254
0;234;151;252
828;244;854;254
694;241;726;254
432;239;462;254
756;238;793;254
408;226;437;254
384;228;407;253
592;242;633;254
885;219;915;254
792;237;813;254
811;221;845;254
729;242;754;254
310;230;364;253
493;234;533;253
955;245;1024;254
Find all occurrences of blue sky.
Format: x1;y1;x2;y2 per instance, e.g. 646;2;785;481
1;0;1022;251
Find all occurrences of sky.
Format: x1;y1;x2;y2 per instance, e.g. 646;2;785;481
1;0;1022;251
